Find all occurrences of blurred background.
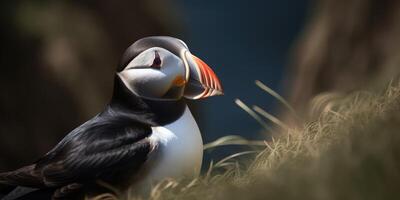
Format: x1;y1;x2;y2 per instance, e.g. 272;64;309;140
1;0;400;171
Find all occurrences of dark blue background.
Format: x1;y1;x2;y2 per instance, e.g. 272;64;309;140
175;0;309;142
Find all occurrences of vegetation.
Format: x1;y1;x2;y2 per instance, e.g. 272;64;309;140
93;80;400;200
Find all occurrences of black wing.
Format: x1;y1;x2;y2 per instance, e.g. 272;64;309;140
0;112;153;188
37;113;152;187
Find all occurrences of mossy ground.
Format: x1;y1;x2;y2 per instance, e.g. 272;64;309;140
92;81;400;200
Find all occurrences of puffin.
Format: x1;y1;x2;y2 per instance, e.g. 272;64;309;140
0;36;223;200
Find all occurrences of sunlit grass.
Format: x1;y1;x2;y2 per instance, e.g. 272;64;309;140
91;80;400;200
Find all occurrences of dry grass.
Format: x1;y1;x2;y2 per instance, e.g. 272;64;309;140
94;80;400;200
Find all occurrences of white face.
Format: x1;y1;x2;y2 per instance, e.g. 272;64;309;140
118;47;187;100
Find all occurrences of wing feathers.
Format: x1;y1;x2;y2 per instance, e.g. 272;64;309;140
0;165;44;187
41;140;151;186
0;112;153;189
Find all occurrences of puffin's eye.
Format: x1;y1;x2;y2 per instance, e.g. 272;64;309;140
151;51;162;68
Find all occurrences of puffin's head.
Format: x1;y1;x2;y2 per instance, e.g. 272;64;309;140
117;36;223;101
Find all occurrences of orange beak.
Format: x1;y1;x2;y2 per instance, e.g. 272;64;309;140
184;54;223;99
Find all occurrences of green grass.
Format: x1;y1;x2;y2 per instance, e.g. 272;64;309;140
92;81;400;200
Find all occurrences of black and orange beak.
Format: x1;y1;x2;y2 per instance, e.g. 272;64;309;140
184;54;223;99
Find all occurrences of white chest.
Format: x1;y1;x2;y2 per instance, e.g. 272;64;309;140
138;106;203;187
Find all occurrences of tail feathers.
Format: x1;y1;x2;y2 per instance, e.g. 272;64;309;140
0;184;16;197
1;186;39;200
0;165;44;188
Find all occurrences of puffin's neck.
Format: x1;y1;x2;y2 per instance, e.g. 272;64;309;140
109;75;186;126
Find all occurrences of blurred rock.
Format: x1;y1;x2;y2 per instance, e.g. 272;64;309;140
286;0;400;120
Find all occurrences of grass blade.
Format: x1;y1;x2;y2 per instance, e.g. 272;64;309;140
255;80;298;119
252;105;289;130
204;135;266;150
214;151;258;168
235;99;273;132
